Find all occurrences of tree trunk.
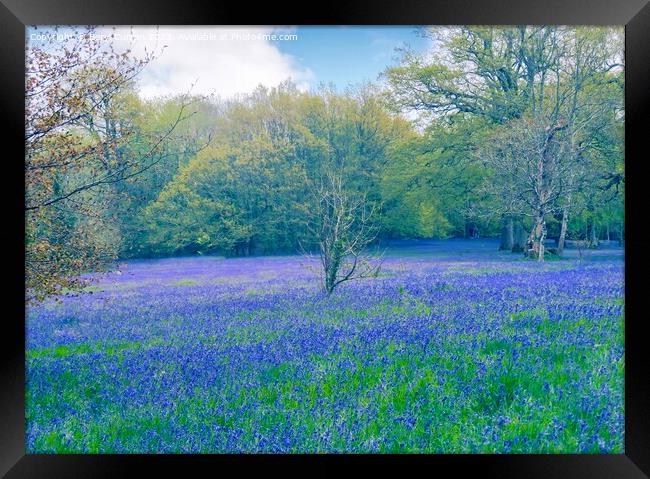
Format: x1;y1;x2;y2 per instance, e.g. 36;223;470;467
527;212;546;261
512;217;527;253
619;222;624;246
557;206;569;256
587;219;599;249
499;214;514;251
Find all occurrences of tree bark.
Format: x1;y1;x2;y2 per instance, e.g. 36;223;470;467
528;212;547;261
499;214;514;251
619;222;624;246
557;206;569;256
512;217;527;253
587;219;599;249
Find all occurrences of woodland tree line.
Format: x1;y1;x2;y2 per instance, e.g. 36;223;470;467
26;26;624;300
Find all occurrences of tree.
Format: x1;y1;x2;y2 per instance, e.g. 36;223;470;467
385;27;567;250
306;172;382;296
25;27;190;301
480;115;573;260
384;26;623;255
112;94;219;258
379;114;493;240
140;82;408;259
384;26;566;123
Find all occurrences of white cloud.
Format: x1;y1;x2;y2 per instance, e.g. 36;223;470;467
101;26;314;100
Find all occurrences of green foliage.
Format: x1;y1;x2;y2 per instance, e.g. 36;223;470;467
380;115;496;239
138;83;410;257
385;26;624;250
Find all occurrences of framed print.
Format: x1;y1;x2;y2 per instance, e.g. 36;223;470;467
1;0;649;476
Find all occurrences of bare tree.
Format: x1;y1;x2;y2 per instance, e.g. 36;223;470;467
305;173;383;295
480;115;575;261
25;26;199;301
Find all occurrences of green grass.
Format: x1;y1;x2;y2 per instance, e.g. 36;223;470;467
26;324;624;453
27;338;167;360
170;279;199;286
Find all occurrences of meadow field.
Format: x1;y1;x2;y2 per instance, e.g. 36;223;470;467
26;239;625;453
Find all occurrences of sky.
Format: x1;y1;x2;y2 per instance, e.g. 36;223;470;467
273;26;429;90
27;26;431;100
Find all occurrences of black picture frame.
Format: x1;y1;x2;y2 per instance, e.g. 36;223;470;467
1;0;648;476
